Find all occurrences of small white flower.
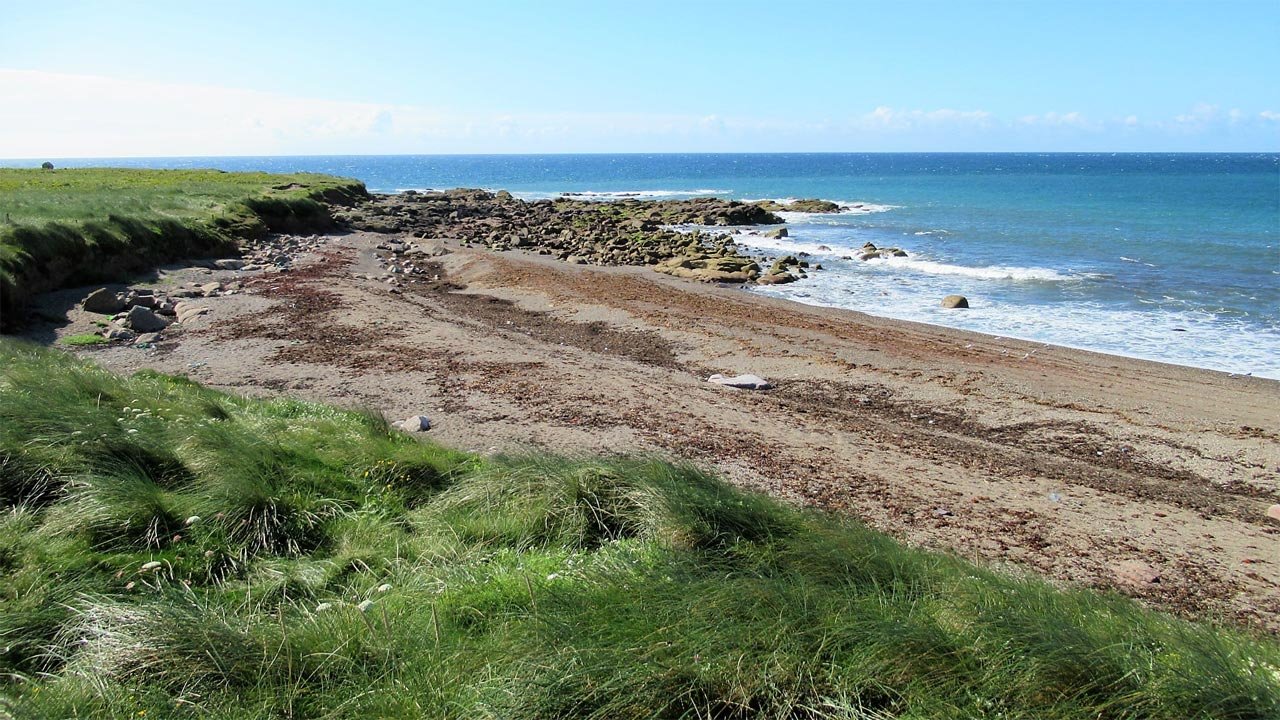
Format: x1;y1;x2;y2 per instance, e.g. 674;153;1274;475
357;600;374;612
315;602;332;612
546;573;561;581
184;515;201;526
376;583;392;593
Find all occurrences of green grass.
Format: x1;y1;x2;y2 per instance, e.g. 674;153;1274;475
0;338;1276;719
0;168;367;325
56;333;108;346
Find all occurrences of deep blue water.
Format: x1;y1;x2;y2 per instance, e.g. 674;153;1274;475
8;153;1279;377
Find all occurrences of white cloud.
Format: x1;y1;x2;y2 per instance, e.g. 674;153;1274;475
0;69;759;156
858;106;994;130
1;70;1275;156
1015;111;1098;130
1174;103;1219;126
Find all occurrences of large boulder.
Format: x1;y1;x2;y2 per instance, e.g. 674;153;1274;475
123;305;170;333
756;272;797;285
82;288;125;314
940;295;970;309
653;254;761;283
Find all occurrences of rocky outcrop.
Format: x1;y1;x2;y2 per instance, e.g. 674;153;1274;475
333;190;782;272
857;242;909;261
752;255;809;285
653;254;761;283
941;295;970;309
754;199;842;214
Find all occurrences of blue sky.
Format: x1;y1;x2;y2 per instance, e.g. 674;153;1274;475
2;0;1277;156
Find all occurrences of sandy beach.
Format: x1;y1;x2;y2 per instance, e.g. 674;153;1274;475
28;229;1280;630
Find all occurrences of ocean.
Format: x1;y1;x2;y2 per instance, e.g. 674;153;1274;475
14;153;1280;378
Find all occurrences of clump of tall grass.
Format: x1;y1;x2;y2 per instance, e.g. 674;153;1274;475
1;338;1277;719
424;455;797;552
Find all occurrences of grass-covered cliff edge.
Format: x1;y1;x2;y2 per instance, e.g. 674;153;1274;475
1;339;1276;719
0;168;367;326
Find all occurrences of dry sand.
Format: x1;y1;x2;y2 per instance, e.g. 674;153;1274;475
28;231;1280;630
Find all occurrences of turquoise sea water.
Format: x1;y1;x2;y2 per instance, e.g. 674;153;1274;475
10;153;1279;377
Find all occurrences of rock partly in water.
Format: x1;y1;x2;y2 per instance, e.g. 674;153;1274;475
756;272;797;285
708;373;773;390
765;227;789;239
756;199;841;214
940;295;970;309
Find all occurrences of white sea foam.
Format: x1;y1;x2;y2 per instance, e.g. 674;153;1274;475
750;270;1280;379
732;231;851;257
743;198;897;215
869;256;1071;282
735;231;1072;282
1119;256;1157;267
838;202;897;214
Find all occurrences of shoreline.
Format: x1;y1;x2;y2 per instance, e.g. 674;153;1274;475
345;187;1280;380
26;228;1280;631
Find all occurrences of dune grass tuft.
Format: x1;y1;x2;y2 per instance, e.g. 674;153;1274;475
0;338;1276;718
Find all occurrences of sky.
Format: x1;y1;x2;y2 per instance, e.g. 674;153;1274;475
1;0;1278;157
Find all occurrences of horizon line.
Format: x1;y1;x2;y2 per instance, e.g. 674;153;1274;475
3;150;1279;162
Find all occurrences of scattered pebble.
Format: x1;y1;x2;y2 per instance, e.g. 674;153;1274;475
707;373;772;390
400;415;432;432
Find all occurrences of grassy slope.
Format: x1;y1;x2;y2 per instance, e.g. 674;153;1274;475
0;340;1277;719
0;168;366;323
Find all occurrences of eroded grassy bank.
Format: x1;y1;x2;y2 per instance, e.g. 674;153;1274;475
0;340;1276;719
0;168;366;325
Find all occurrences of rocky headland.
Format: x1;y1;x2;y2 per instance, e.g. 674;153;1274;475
332;190;891;285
